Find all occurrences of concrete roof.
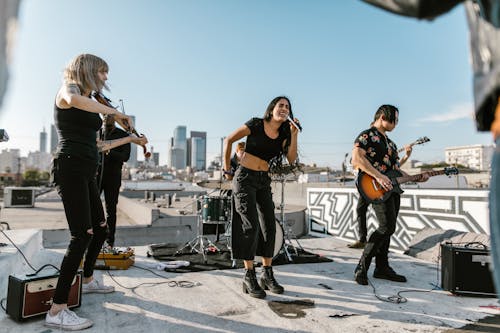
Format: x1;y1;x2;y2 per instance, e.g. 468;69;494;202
1;194;499;332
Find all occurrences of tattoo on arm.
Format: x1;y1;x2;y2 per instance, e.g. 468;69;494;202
66;83;81;95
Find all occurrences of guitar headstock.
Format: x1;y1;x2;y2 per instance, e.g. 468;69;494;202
416;136;430;145
444;167;459;176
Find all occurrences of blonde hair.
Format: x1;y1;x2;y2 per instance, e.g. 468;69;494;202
63;54;109;93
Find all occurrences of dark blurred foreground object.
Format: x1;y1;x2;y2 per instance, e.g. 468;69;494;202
0;128;9;142
362;0;500;131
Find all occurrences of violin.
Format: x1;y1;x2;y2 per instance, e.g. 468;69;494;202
92;91;151;159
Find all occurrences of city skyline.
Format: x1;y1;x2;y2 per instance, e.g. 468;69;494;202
0;1;493;169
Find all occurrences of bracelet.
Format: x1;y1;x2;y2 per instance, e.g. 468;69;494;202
223;169;234;176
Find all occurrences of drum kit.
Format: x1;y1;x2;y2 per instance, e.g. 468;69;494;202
178;168;302;263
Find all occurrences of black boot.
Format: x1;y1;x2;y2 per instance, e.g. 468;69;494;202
354;242;377;286
259;266;284;294
243;269;266;298
354;264;368;285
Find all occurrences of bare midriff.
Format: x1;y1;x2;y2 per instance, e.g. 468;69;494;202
239;152;269;172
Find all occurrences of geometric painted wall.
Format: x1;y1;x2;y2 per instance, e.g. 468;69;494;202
307;188;489;252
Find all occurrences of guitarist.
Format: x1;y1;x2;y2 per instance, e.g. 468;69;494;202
348;127;413;249
351;104;428;286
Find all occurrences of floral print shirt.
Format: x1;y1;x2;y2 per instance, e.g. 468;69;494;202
354;127;400;174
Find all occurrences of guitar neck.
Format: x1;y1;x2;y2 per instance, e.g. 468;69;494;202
397;142;416;153
396;170;446;184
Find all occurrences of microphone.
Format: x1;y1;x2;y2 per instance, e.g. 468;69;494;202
287;115;302;132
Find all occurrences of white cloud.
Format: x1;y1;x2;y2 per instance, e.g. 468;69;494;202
417;103;474;123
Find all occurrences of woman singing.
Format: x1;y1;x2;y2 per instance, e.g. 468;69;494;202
46;54;147;330
223;96;299;298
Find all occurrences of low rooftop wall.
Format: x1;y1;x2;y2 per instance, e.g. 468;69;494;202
307;187;489;252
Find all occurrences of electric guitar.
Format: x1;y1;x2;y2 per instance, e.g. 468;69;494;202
397;136;430;153
356;167;459;203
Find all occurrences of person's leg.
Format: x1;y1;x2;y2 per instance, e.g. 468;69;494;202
372;194;406;282
354;196;396;285
232;168;265;298
254;176;284;294
103;171;121;247
47;156;94;330
349;195;369;248
489;139;500;298
81;175;114;293
357;196;369;243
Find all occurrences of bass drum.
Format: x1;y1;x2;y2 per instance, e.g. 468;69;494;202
254;219;284;263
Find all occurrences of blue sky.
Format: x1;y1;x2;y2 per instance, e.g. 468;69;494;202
0;0;493;168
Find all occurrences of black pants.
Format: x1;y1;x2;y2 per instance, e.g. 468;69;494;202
359;193;400;269
52;155;106;304
356;195;369;243
99;167;122;247
231;166;276;260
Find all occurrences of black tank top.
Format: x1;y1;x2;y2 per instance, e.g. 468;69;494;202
244;118;286;162
54;103;103;161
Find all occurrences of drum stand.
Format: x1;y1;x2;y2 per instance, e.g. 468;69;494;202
175;214;221;263
275;174;304;262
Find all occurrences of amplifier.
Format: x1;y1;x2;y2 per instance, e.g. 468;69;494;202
6;271;82;321
441;243;496;297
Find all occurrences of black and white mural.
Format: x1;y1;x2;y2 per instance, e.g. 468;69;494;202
307;188;489;252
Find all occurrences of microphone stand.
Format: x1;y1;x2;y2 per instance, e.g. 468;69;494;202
276;172;304;263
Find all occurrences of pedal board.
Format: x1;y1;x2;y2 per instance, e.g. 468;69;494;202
94;247;135;270
6;271;82;322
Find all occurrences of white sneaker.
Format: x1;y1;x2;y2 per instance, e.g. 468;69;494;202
82;278;115;294
45;308;93;331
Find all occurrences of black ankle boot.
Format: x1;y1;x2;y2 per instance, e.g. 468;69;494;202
259;266;284;294
243;269;266;298
354;242;377;286
354;264;368;285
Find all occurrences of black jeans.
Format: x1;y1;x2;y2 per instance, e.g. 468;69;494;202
231;166;276;260
359;193;400;269
356;195;369;243
52;155;106;304
98;167;122;247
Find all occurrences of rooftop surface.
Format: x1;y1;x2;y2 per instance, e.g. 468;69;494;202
0;193;499;333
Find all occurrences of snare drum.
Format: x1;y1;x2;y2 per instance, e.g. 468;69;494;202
255;219;284;262
201;196;231;223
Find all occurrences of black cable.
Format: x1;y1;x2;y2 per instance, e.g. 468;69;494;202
104;264;199;299
26;263;60;277
0;229;37;272
367;242;447;303
0;297;6;312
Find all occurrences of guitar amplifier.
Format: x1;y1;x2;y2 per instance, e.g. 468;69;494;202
6;271;82;321
441;243;496;297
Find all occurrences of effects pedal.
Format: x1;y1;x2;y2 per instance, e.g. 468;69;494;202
95;247;135;270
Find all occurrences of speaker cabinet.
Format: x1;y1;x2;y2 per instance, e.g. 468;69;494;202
441;243;496;297
3;187;36;208
6;271;82;321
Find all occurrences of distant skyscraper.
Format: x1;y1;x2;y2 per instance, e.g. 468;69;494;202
39;127;47;153
189;131;206;171
153;152;160;167
50;124;58;154
172;125;187;169
126;115;137;168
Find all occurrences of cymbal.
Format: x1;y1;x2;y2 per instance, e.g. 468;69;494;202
196;180;232;190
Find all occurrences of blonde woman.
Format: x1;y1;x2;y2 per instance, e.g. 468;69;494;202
46;54;147;330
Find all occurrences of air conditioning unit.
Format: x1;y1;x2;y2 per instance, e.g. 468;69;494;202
3;187;36;208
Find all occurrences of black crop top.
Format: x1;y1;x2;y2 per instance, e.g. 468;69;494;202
54;103;103;161
244;117;286;163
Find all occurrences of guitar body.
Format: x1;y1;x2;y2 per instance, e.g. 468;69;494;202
356;169;403;203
